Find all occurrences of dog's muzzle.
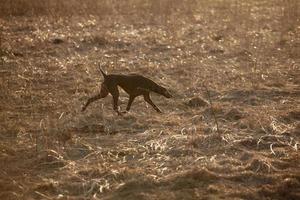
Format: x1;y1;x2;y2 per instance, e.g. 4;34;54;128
164;90;172;98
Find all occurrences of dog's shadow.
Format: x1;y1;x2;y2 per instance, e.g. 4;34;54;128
78;108;151;135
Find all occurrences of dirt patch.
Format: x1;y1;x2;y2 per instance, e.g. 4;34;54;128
224;108;245;121
186;97;208;108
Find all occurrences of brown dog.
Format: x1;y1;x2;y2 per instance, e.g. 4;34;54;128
82;68;172;115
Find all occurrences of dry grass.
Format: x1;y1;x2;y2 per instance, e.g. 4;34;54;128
1;0;300;199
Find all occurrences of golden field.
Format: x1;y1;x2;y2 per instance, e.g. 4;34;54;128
0;1;299;199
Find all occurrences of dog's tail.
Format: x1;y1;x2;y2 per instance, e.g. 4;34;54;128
98;65;107;79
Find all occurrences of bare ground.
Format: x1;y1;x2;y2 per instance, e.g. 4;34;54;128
1;1;300;199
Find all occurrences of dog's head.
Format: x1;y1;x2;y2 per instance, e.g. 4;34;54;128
160;87;172;98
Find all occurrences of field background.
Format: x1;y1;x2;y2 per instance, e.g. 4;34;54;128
1;0;300;199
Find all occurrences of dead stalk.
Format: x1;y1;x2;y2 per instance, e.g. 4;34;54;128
202;84;220;135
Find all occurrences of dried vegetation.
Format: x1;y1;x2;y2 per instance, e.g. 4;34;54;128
0;0;300;199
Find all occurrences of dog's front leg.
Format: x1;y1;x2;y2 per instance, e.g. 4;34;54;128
126;95;136;112
143;93;162;113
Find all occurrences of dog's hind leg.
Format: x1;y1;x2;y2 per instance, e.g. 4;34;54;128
108;85;123;115
82;83;109;112
143;93;162;113
82;94;103;112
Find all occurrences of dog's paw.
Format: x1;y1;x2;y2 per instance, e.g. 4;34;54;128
116;111;123;116
81;107;86;112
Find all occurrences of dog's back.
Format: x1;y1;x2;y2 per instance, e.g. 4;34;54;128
109;74;170;97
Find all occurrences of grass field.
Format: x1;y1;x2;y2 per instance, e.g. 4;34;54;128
1;0;300;199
